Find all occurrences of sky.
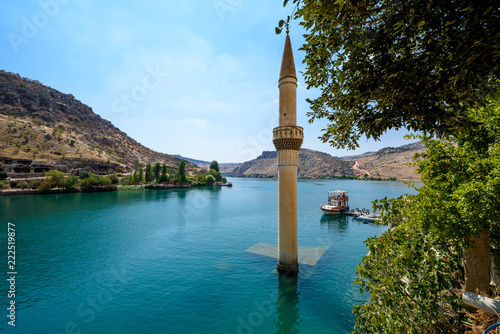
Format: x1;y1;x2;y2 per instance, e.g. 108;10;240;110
0;0;414;163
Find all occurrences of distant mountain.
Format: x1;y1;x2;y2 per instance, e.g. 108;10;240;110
231;148;354;178
0;70;199;174
230;142;424;180
341;142;424;180
173;155;239;174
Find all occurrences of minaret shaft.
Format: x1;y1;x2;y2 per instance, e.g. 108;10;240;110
273;34;303;275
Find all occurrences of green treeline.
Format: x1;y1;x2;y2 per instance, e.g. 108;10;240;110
120;159;227;187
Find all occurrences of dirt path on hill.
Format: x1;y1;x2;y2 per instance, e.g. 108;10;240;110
353;160;371;177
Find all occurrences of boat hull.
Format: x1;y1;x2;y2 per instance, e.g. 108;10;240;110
320;205;343;215
354;215;379;222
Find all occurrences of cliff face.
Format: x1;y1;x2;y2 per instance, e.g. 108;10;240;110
0;70;198;173
341;142;424;180
231;149;354;178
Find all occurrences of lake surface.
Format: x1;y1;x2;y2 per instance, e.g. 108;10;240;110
0;178;417;334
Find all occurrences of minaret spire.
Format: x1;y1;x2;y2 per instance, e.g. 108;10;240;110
273;34;303;276
279;34;296;81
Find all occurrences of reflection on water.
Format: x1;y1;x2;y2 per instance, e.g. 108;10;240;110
274;273;301;334
320;214;349;236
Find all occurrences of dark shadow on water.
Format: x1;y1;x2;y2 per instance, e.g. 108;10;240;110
320;214;349;236
274;273;301;334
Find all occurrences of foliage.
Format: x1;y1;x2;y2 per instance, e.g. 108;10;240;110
210;160;220;173
78;176;100;190
205;174;216;185
108;174;120;185
99;177;112;187
283;0;500;149
63;176;78;190
153;162;161;184
353;222;465;333
206;169;222;182
33;119;43;126
0;171;8;180
45;170;65;188
138;167;144;182
29;179;42;189
160;174;169;184
117;185;145;192
175;160;187;184
145;162;153;184
161;163;167;181
37;182;51;193
221;177;227;184
79;170;91;180
0;180;7;189
352;101;500;333
16;181;29;189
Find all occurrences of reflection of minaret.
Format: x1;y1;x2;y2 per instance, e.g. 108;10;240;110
273;33;303;275
274;273;301;334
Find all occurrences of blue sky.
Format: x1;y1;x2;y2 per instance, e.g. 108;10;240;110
0;0;413;163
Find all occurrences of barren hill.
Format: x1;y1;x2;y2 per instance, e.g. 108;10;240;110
231;149;354;178
230;143;424;180
0;70;198;174
341;142;424;180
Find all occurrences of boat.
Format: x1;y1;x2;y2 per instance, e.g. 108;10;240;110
320;190;349;215
354;213;380;222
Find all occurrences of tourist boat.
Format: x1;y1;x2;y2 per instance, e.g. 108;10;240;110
320;190;349;215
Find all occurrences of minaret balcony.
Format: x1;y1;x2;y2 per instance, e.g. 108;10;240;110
273;126;304;151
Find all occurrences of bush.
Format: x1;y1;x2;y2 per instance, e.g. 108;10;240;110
63;176;78;190
0;180;8;189
17;181;29;189
0;171;8;180
37;182;51;193
78;176;99;190
45;170;65;188
205;174;216;185
108;174;119;185
221;177;227;184
29;179;42;189
99;177;112;187
79;170;91;180
120;176;130;185
117;185;145;192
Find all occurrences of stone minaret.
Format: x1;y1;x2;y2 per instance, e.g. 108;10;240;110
273;34;303;275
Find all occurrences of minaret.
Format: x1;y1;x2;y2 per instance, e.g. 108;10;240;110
273;33;303;275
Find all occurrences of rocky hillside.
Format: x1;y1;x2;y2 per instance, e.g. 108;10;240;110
0;70;198;174
341;142;424;180
231;149;355;178
230;142;424;180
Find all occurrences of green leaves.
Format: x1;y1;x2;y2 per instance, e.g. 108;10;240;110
285;0;500;149
351;101;500;333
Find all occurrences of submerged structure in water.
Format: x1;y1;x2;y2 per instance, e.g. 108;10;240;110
273;32;303;275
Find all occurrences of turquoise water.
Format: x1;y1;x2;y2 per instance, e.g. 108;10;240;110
0;178;417;334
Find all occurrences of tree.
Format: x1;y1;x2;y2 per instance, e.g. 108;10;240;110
79;170;91;180
0;171;8;180
205;174;216;185
32;149;39;160
283;0;500;150
210;160;219;173
175;160;187;184
45;170;65;188
352;100;500;333
63;176;78;190
153;162;161;184
145;163;153;184
160;163;168;183
206;169;222;182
